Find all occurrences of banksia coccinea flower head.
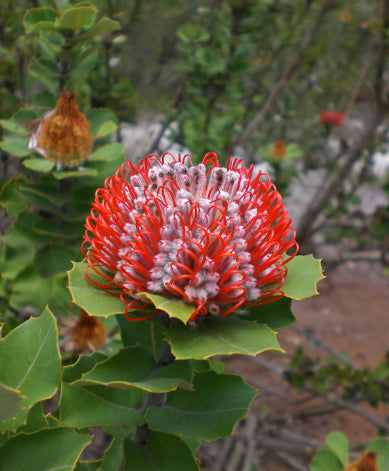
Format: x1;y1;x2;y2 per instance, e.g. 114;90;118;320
83;153;298;322
320;110;344;126
28;90;93;169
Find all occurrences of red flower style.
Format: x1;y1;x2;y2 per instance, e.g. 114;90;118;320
320;110;344;126
83;153;298;322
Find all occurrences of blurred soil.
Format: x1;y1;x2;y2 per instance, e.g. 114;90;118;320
201;261;389;470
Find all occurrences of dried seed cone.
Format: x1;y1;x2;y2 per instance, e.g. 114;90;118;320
36;90;93;168
344;452;378;471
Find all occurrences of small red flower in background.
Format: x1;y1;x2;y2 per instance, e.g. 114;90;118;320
83;153;298;322
320;110;344;126
28;90;93;169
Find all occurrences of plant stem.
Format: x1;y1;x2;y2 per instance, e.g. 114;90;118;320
132;341;175;446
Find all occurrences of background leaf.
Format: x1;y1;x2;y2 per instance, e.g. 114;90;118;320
310;450;344;471
325;431;349;467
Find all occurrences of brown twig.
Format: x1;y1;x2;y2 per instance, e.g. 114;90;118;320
235;0;337;146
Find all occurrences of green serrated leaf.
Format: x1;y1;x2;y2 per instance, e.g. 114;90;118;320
325;431;349;467
76;346;193;393
140;293;196;324
16;402;48;434
60;382;145;428
146;371;256;441
124;432;200;471
310;449;343;471
245;297;296;328
167;316;282;360
88;143;125;161
0;427;91;471
283;255;325;300
68;262;127;318
23;158;55;172
0;308;60;432
0;382;23;422
63;352;108;383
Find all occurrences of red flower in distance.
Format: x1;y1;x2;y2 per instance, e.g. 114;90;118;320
83;153;298;322
320;110;344;126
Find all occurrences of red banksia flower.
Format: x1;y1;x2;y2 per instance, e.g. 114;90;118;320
83;153;298;321
320;110;344;126
28;90;93;169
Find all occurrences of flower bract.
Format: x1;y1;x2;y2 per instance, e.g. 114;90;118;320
83;153;298;321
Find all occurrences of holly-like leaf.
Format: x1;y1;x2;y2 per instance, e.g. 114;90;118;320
62;352;107;383
123;432;200;471
140;293;196;324
167;316;282;360
0;427;91;471
0;307;60;432
245;297;296;328
0;383;23;423
59;383;145;428
68;261;126;318
310;449;343;471
366;438;389;471
146;371;256;441
325;431;349;467
75;346;193;393
283;255;324;300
